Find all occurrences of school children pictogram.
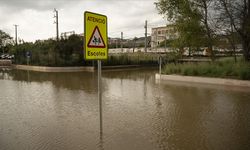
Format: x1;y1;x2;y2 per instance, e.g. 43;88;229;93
87;26;106;48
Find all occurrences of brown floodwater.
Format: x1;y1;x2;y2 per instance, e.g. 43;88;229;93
0;68;250;150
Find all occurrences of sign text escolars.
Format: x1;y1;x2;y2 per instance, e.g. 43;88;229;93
84;11;108;60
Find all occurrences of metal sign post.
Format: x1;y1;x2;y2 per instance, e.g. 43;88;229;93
159;55;162;74
97;60;103;134
84;11;108;135
26;51;31;65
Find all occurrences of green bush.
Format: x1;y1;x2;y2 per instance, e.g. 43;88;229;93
12;35;85;67
103;53;159;66
162;57;250;80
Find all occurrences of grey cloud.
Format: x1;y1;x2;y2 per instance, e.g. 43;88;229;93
0;0;151;11
0;0;77;11
0;0;165;41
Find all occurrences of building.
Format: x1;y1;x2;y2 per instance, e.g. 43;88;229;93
151;24;178;48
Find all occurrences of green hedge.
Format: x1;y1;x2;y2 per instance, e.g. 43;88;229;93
162;57;250;80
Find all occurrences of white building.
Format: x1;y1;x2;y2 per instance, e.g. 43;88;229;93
151;25;178;48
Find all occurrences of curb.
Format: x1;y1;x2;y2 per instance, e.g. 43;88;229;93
155;74;250;88
14;65;95;72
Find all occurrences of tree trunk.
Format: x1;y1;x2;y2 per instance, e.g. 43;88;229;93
242;0;250;61
242;39;250;61
242;10;250;62
202;0;215;61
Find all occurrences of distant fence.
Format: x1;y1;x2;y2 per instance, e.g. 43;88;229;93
109;48;168;53
109;47;243;57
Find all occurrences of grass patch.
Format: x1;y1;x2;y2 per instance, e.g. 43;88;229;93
162;57;250;80
103;53;159;66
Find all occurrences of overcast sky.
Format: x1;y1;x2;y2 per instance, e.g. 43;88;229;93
0;0;167;42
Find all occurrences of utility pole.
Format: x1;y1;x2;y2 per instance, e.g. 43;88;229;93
144;20;147;52
133;37;136;53
14;24;18;45
164;36;167;52
121;32;123;52
116;39;118;49
156;28;158;52
53;8;59;41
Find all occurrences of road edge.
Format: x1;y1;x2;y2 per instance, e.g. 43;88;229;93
155;73;250;87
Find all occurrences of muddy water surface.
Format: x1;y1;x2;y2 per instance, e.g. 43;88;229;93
0;68;249;150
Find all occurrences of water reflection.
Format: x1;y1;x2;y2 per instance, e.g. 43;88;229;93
153;80;250;150
0;68;250;150
4;69;97;93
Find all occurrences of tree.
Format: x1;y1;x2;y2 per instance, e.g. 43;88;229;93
155;0;214;59
0;30;13;54
193;0;216;60
218;0;250;61
156;0;250;61
175;2;206;56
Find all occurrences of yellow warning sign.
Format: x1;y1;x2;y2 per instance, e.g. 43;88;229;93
84;11;108;60
88;26;105;48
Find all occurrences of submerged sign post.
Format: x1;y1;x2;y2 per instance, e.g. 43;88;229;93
84;11;107;135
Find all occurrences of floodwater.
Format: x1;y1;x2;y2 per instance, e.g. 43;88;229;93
0;68;250;150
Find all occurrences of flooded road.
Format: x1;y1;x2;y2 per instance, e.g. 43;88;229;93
0;68;250;150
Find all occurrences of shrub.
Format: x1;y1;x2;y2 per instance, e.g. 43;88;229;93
162;57;250;80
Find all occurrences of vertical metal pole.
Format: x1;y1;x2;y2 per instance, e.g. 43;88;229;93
14;24;18;46
54;9;59;41
156;28;158;52
98;60;103;135
144;20;147;53
27;70;30;82
15;25;17;45
27;57;29;65
159;56;162;74
165;30;167;52
56;10;59;41
121;32;123;53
